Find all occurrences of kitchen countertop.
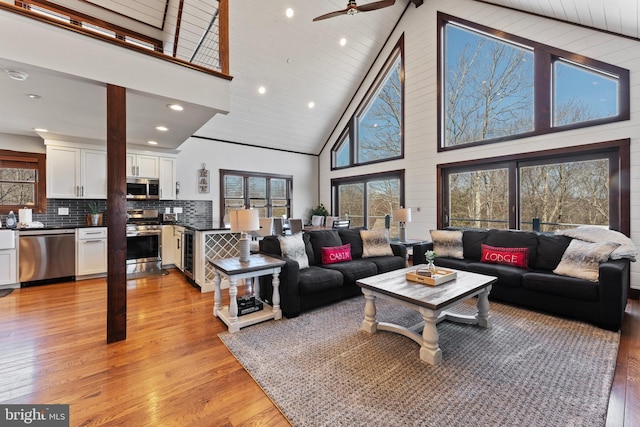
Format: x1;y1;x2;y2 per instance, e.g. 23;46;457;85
12;223;232;233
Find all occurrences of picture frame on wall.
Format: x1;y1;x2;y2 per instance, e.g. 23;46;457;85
198;166;210;193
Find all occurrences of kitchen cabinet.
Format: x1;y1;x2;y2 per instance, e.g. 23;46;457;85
76;228;107;278
159;157;176;199
126;153;159;178
0;230;18;287
174;226;184;271
161;225;176;266
46;145;107;198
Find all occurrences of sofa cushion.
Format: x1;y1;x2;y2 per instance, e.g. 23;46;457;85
360;229;394;258
366;256;406;274
434;257;477;271
260;235;282;256
321;244;352;265
553;239;619;282
481;244;529;269
465;261;524;288
522;272;599;301
462;229;489;261
535;234;572;270
337;227;365;259
485;229;538;269
307;230;343;265
321;259;378;285
278;233;310;269
298;266;344;295
430;229;463;259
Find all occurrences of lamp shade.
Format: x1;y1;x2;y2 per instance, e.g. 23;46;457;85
229;209;260;232
392;207;411;223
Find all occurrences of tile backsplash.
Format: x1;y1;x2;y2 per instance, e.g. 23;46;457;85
0;199;212;227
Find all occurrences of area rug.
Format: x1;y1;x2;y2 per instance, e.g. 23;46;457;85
219;297;619;427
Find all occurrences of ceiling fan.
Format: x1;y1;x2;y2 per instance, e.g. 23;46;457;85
313;0;396;22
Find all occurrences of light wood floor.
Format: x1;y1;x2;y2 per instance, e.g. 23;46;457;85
0;270;638;426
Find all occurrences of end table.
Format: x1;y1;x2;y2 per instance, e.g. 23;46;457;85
210;254;286;333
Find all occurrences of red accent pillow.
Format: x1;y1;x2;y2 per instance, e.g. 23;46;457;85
321;244;352;265
481;244;529;269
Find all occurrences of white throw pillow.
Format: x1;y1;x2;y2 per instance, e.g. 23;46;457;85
429;230;464;259
360;229;394;258
278;233;309;269
553;239;619;282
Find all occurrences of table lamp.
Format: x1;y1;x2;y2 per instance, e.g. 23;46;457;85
392;207;411;242
229;208;260;262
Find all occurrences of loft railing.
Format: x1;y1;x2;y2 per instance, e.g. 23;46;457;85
2;0;230;79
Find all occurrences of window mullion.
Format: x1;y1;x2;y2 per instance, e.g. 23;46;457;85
535;52;551;130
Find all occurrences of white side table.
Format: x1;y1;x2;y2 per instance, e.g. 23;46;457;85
210;254;286;333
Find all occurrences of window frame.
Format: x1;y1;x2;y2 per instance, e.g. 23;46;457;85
0;149;47;214
331;35;405;170
438;13;630;151
437;139;630;235
219;169;293;227
331;170;405;230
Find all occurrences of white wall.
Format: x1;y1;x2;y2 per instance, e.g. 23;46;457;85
319;0;640;290
176;137;318;226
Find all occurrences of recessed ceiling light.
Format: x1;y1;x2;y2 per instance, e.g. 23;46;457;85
258;86;266;94
5;69;29;81
340;38;347;46
308;101;315;109
147;140;158;145
34;128;48;132
27;94;42;100
168;104;184;111
285;8;294;18
155;126;169;132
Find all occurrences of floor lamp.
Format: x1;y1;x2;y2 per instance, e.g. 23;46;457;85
393;207;411;242
230;209;260;262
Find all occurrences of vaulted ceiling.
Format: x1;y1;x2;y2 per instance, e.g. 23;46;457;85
0;0;637;155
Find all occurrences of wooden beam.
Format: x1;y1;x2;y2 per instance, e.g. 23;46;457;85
106;84;127;343
219;0;229;75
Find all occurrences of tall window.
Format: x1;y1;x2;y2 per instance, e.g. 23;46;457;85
440;140;628;233
220;170;292;225
439;13;629;150
331;36;404;169
0;150;46;214
332;171;404;234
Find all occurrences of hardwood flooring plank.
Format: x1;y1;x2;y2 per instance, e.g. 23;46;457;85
0;269;635;427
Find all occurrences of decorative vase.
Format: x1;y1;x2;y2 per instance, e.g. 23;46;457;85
427;260;436;275
91;214;100;226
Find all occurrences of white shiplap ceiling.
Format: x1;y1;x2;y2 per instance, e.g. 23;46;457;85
1;0;638;155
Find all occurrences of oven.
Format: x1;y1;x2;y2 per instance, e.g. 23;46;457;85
126;209;163;277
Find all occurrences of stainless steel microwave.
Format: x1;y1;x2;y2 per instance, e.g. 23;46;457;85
126;178;160;200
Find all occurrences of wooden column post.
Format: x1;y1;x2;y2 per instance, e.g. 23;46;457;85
106;84;127;343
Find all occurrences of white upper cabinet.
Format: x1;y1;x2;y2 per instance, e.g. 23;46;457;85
159;157;176;200
127;153;160;178
47;145;107;199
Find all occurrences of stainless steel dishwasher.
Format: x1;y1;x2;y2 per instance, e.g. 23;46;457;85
19;229;76;286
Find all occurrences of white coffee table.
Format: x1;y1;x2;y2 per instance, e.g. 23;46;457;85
356;265;497;365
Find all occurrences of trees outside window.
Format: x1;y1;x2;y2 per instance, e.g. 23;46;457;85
439;13;629;150
0;150;46;214
440;140;628;233
331;36;404;169
332;171;403;234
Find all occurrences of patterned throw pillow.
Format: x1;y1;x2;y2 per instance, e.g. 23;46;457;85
553;239;619;282
429;230;464;259
360;229;394;258
481;244;529;269
278;233;310;269
321;244;352;265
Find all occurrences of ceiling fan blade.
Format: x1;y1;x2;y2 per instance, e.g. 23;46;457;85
356;0;396;12
313;8;349;22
